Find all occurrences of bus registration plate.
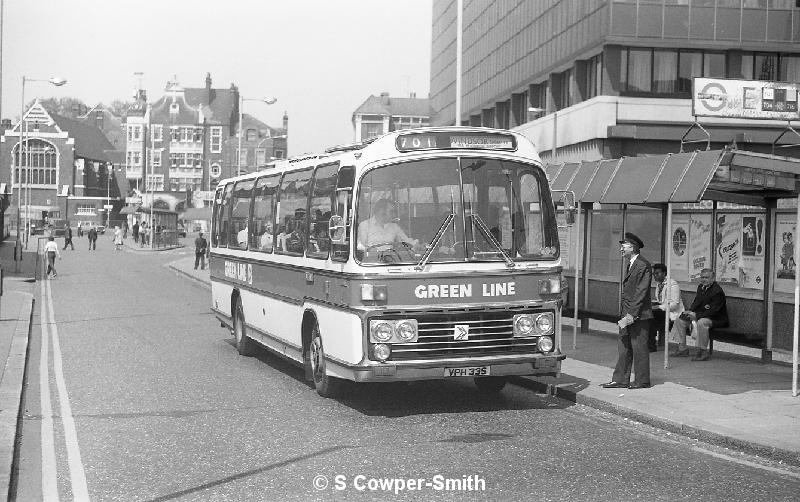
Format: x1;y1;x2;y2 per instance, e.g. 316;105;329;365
444;366;490;377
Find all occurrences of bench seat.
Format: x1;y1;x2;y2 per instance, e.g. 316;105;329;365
708;326;765;355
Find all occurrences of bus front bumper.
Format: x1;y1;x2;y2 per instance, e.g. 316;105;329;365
334;353;566;382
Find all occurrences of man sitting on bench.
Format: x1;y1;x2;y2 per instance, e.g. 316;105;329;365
669;268;728;361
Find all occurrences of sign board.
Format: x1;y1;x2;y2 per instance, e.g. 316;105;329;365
692;78;800;120
126;196;142;204
103;204;113;209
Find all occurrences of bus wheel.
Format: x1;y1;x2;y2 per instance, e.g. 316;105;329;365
233;298;256;356
308;324;342;398
474;376;507;394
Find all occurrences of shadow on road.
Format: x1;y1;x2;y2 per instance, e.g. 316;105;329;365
229;338;575;418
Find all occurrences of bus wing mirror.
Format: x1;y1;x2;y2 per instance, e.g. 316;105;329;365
553;190;576;226
329;215;347;243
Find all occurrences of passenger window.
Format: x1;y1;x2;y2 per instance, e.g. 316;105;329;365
216;184;234;247
250;175;280;253
229;179;255;250
307;163;338;259
276;169;312;255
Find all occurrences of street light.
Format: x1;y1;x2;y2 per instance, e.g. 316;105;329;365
15;76;67;266
237;94;277;176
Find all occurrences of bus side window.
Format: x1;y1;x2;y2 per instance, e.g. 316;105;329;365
211;187;224;247
331;165;355;262
229;179;255;250
275;169;313;256
217;184;234;247
250;175;280;253
308;163;338;259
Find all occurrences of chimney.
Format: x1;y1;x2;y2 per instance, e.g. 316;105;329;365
283;111;288;133
206;72;214;104
380;92;390;105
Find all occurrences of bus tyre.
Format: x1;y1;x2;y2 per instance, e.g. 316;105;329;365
308;324;343;398
474;376;507;394
233;298;256;356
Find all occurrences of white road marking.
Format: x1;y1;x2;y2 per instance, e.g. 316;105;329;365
40;279;59;501
42;278;92;501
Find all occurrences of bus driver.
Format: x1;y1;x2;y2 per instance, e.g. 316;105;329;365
357;198;421;254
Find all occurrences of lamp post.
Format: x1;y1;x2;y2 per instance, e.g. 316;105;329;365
15;76;66;264
237;94;276;176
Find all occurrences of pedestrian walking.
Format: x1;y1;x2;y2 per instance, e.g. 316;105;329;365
601;232;653;390
77;222;83;237
133;220;139;244
123;221;128;239
44;236;61;278
140;222;148;247
88;226;98;250
195;232;208;270
113;226;123;251
63;224;74;250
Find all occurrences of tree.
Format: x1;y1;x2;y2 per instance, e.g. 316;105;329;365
34;97;89;118
107;100;134;117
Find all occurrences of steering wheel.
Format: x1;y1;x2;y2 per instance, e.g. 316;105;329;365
365;242;416;262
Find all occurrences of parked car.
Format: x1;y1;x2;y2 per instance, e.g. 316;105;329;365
77;220;106;234
177;224;187;237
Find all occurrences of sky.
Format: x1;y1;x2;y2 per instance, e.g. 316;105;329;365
1;0;432;155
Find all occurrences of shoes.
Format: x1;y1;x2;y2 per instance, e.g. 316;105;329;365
600;381;629;389
628;383;651;389
670;348;690;357
692;350;710;361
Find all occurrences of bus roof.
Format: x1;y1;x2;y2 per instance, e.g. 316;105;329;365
217;126;542;187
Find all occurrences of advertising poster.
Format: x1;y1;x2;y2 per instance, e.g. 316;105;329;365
689;214;711;280
670;215;690;281
775;218;797;293
738;214;765;289
715;214;741;285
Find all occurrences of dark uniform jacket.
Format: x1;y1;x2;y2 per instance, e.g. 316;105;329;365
688;281;728;326
620;255;653;321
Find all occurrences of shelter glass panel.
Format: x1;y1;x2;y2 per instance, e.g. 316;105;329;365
625;206;663;264
589;205;623;278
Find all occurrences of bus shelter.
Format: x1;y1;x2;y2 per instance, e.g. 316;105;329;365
134;206;179;248
547;148;800;396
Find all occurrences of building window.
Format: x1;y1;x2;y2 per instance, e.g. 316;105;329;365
151;124;163;142
170;127;180;142
193;128;203;143
274;149;284;159
210;163;221;178
247;129;257;142
146;174;164;191
75;204;97;215
127;124;142;142
582;55;602;101
152;150;161;167
256;149;267;166
362;122;383;139
210;127;222;153
654;50;678;93
626;48;652;92
553;69;572;110
14;139;57;186
511;91;529;127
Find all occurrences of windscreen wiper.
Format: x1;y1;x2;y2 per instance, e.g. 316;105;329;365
471;213;516;268
414;212;455;271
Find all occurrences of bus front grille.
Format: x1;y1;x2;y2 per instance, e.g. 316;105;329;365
379;308;550;361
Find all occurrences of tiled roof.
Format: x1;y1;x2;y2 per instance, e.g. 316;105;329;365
50;113;115;162
150;94;200;124
353;94;431;118
185;87;236;125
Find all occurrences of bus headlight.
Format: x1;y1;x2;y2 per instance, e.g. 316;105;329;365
537;336;554;352
370;321;394;342
373;343;391;361
535;313;554;335
395;320;418;342
513;314;535;337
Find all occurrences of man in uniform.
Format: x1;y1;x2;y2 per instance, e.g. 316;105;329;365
601;232;653;390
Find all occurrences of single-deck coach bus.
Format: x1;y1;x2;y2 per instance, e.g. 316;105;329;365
210;127;570;397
